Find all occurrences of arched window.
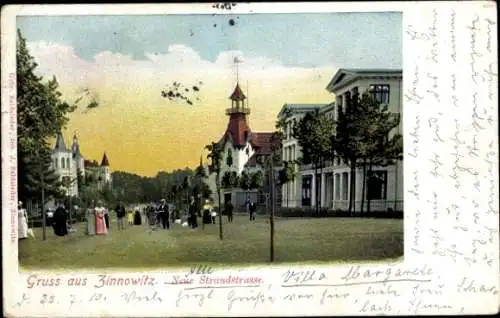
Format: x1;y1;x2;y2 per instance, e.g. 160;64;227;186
61;158;65;169
67;158;70;169
54;159;58;169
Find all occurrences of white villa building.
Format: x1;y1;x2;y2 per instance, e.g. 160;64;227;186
205;81;274;208
278;68;404;212
51;131;112;196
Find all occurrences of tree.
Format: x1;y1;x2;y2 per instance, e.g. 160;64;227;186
278;161;296;207
293;110;335;216
17;29;76;202
205;141;224;240
250;171;264;190
333;92;364;216
356;93;402;214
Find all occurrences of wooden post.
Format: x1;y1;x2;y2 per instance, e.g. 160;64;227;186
41;174;46;241
270;157;275;263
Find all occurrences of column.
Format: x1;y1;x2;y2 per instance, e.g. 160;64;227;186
311;174;316;207
320;172;326;207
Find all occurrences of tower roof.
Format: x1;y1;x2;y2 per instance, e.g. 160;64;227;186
54;131;67;152
220;113;251;148
71;133;82;158
101;152;110;166
229;83;246;101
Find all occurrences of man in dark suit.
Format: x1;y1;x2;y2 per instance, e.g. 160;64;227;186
115;201;126;230
188;196;198;229
158;199;170;230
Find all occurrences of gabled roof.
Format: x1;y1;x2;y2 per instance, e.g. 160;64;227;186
54;131;67;152
277;103;325;117
229;83;246;101
326;68;403;93
101;152;110;166
250;132;274;154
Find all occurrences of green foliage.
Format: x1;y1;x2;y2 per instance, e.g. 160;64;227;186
221;171;239;189
16;29;76;201
293;110;334;167
239;171;251;190
250;170;264;189
278;161;296;185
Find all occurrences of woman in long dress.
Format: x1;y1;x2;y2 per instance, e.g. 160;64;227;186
18;201;28;239
133;207;142;225
86;204;96;236
95;202;108;235
53;203;69;237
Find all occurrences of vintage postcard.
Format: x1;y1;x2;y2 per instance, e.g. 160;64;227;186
1;2;498;317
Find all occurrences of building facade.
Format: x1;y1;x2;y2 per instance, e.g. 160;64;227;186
278;68;404;212
51;131;111;196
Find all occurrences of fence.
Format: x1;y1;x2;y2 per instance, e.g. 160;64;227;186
24;199;89;228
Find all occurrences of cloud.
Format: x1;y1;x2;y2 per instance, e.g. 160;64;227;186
28;41;333;87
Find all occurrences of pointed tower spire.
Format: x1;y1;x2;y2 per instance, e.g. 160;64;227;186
54;131;67;151
101;152;109;166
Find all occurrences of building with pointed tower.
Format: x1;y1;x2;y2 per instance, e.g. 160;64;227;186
84;152;112;190
51;131;83;196
51;131;112;196
206;77;275;210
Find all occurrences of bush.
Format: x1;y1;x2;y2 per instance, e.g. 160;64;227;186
275;207;403;219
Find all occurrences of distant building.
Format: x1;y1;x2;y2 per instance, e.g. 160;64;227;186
278;68;403;212
51;131;111;196
84;152;112;191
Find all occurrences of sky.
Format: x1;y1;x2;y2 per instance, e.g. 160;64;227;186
17;12;402;176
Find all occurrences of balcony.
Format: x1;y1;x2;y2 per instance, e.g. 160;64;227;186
226;107;251;115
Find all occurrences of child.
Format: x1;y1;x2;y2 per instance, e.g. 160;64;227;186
127;209;134;225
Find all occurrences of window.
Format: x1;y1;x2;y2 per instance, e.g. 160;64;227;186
67;158;70;169
344;91;351;103
54;159;58;169
226;148;233;167
369;84;390;104
367;171;388;200
61;158;65;169
352;86;359;96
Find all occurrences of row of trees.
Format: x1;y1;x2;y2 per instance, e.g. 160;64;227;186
290;91;403;216
103;167;212;208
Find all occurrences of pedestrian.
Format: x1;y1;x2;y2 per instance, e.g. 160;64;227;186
103;204;110;230
188;196;198;229
202;199;213;225
86;200;96;236
53;202;69;237
18;201;29;239
249;201;257;221
95;201;108;235
115;201;126;230
133;207;142;225
225;201;234;223
146;205;157;233
158;199;170;230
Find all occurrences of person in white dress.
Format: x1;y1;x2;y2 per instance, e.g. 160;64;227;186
18;201;29;239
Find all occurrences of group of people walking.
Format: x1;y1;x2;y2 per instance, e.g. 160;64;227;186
18;196;261;241
86;200;143;236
